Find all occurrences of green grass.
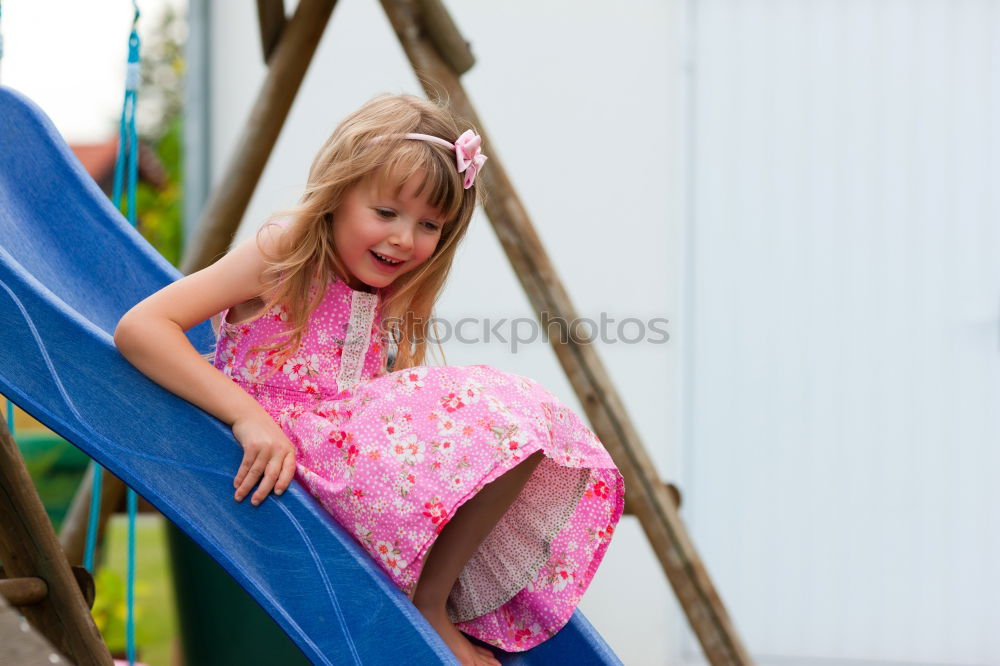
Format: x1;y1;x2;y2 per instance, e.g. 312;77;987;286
96;514;177;666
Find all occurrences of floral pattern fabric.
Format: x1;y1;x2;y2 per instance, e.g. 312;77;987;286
213;276;624;651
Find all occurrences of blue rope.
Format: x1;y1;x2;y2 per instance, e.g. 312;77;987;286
121;10;141;665
111;26;141;226
126;488;138;666
83;464;103;572
89;5;142;664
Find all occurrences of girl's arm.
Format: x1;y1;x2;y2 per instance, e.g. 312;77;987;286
114;227;295;506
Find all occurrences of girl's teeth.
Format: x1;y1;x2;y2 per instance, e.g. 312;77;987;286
374;252;401;264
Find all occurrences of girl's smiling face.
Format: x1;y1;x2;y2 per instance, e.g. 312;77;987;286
332;175;446;290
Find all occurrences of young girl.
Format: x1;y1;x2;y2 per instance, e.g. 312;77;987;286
115;94;624;665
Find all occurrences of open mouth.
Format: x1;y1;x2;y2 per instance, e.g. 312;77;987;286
370;250;404;267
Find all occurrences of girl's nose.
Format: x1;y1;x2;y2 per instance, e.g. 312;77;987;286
390;225;414;251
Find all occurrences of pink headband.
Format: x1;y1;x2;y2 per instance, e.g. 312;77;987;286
377;130;487;189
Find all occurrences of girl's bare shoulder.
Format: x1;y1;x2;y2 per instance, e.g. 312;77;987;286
123;223;292;332
222;223;291;324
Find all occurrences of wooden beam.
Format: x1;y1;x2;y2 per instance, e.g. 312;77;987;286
256;0;287;64
624;481;681;515
415;0;474;75
0;577;48;606
181;0;339;275
0;566;95;609
0;415;113;665
378;2;752;664
0;593;69;666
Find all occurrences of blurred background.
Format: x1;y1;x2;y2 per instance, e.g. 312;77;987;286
2;1;998;664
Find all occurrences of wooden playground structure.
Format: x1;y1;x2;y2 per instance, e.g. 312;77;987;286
0;1;753;664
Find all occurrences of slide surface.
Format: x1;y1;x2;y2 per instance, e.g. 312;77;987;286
0;86;621;666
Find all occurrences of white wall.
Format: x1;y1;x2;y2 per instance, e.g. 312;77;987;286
683;1;1000;665
206;1;683;664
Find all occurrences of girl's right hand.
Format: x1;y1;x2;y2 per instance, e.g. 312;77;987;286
231;415;298;506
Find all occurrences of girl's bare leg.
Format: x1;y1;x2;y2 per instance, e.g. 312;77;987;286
411;450;544;666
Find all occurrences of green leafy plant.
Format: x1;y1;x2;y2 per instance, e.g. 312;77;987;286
136;113;183;266
129;5;185;267
91;567;132;653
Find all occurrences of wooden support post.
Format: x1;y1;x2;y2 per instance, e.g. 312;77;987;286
624;480;682;515
0;415;113;665
415;0;474;75
181;0;339;275
0;568;93;609
256;0;287;64
59;462;127;567
0;567;97;610
0;577;48;606
378;2;753;664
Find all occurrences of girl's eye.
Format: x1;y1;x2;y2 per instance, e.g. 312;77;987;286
375;208;395;219
422;220;442;232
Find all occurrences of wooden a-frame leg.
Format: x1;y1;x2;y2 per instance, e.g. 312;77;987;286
0;412;113;665
378;2;754;663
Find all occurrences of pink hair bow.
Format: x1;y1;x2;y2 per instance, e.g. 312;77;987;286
453;130;488;189
394;130;489;189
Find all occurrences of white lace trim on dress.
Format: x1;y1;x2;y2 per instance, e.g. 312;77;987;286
446;458;590;623
337;289;379;393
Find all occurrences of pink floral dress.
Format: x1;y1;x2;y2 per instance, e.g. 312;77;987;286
213;275;624;651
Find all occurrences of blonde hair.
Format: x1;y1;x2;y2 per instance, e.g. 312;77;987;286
252;94;480;372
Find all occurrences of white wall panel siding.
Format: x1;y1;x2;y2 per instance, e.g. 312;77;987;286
685;1;999;664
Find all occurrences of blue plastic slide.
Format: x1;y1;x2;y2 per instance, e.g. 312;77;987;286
0;86;621;665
